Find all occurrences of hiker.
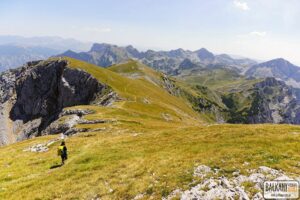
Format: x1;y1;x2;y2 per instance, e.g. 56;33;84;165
58;141;68;165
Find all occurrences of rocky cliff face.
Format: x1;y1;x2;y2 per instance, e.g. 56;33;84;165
160;75;226;123
248;78;300;124
0;59;113;145
223;77;300;124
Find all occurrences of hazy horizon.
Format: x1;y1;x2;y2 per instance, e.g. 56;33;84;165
1;0;300;65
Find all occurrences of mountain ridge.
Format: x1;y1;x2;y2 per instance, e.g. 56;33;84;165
1;57;300;200
58;43;258;74
58;43;300;89
0;45;60;71
0;36;92;71
246;58;300;88
1;57;300;147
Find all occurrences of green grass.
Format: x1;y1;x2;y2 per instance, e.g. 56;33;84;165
176;66;267;123
65;57;204;125
108;59;161;81
1;58;300;199
1;124;300;199
108;59;228;122
178;68;242;89
177;67;262;93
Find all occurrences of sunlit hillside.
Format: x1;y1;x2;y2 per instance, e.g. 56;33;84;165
1;58;300;199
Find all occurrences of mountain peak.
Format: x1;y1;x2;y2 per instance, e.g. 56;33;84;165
125;45;135;49
179;58;199;70
125;45;141;58
170;48;184;53
246;57;300;86
261;58;295;67
63;49;77;54
168;48;186;57
218;54;232;59
273;58;286;62
195;48;212;53
90;43;114;52
195;48;215;61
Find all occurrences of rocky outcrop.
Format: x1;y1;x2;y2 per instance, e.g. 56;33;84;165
163;165;297;200
23;138;60;153
161;75;181;96
223;77;300;124
0;68;19;145
0;59;116;145
161;75;226;123
42;108;112;136
190;96;225;123
248;78;300;124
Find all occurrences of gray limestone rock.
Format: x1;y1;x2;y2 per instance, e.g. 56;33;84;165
0;59;117;145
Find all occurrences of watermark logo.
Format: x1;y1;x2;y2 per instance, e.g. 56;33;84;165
264;180;299;199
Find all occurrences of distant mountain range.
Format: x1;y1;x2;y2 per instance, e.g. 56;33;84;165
246;58;300;88
59;43;300;88
60;43;257;73
1;38;300;89
0;35;91;52
0;45;59;71
0;35;91;71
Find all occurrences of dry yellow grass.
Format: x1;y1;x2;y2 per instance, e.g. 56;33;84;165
1;124;300;199
1;58;300;199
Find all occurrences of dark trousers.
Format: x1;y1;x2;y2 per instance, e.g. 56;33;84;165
61;154;67;164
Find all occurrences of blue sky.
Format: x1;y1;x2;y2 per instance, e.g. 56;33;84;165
1;0;300;64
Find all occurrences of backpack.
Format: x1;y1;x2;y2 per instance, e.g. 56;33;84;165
57;146;64;156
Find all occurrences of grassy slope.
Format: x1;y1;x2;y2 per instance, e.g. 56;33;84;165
66;58;203;125
108;60;226;122
177;68;262;93
1;58;300;199
1;124;300;200
178;68;243;89
177;67;266;122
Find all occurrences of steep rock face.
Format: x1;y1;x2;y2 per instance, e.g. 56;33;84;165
248;78;300;124
0;59;113;145
0;67;19;145
161;76;226;123
178;58;201;70
223;77;300;124
89;43;133;67
186;85;226;123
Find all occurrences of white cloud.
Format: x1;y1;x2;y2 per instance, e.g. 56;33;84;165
237;31;267;38
233;0;249;11
249;31;267;37
83;27;112;33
